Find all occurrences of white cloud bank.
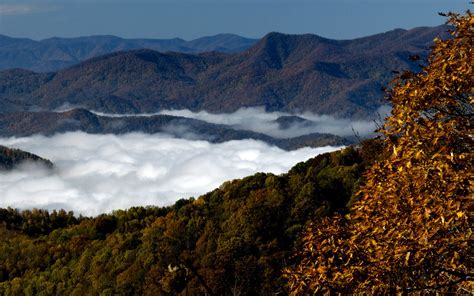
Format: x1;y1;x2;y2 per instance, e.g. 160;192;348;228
0;132;342;216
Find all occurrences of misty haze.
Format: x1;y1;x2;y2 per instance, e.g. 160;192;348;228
92;105;391;138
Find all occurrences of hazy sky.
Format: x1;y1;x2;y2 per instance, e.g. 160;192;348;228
0;1;470;40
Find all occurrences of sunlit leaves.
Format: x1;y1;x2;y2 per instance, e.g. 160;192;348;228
285;11;473;294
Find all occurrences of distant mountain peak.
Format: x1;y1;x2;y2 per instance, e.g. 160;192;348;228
246;31;342;70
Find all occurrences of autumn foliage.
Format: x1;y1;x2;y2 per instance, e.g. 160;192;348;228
285;11;473;294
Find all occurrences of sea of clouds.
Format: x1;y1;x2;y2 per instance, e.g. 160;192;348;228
0;132;343;216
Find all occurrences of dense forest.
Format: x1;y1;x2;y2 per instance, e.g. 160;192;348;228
0;140;381;295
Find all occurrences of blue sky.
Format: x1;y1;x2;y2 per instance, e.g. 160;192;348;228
0;0;470;40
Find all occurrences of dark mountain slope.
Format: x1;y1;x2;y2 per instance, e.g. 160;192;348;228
0;26;449;118
0;69;54;113
32;50;224;112
0;109;350;149
0;146;53;170
0;34;258;72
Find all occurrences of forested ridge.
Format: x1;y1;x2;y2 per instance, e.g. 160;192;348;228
0;146;53;170
0;141;381;295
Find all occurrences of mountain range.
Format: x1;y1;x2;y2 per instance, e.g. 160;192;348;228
0;34;258;72
0;26;449;119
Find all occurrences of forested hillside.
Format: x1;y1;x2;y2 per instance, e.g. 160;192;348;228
0;141;381;295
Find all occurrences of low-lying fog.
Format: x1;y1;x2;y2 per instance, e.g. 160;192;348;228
91;105;391;138
0;132;343;216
